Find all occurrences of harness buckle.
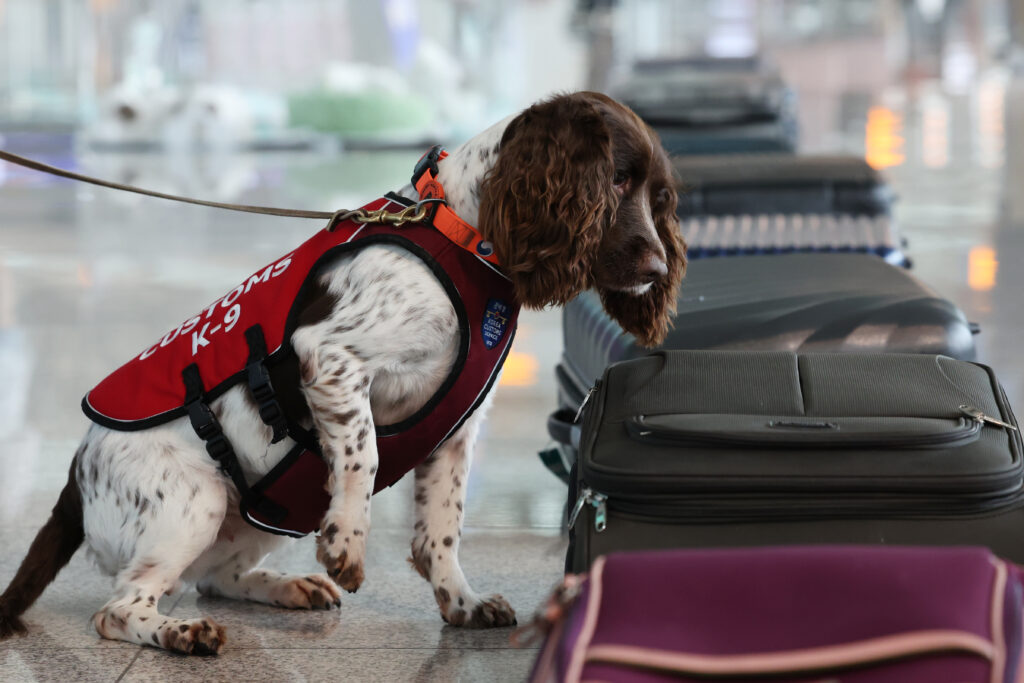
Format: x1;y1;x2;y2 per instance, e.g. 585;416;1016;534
258;401;284;429
247;362;275;403
411;145;446;188
187;400;222;442
204;433;233;464
246;360;288;443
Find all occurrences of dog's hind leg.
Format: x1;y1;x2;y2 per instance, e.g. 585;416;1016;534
86;430;231;654
193;510;342;610
93;558;227;655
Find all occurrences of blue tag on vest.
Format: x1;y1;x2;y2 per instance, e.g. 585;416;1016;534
482;299;511;349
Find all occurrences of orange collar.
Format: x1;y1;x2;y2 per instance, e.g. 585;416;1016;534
412;146;500;266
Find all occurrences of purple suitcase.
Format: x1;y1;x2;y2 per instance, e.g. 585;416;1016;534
525;546;1024;683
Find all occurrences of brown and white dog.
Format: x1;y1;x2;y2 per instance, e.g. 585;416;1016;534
0;91;685;654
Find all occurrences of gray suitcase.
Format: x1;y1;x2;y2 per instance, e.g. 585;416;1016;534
567;350;1024;572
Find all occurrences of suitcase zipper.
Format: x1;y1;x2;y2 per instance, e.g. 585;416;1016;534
960;405;1018;431
572;487;1024;530
569;487;608;533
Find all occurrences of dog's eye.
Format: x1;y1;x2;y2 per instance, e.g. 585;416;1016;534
612;171;629;187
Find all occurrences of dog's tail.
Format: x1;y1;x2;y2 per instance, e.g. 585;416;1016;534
0;456;84;639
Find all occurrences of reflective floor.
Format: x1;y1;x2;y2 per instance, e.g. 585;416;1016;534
3;55;1024;683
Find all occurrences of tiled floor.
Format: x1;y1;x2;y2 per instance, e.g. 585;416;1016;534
3;46;1024;683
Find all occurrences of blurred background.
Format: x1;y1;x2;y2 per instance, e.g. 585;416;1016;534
2;0;1022;431
2;1;1024;679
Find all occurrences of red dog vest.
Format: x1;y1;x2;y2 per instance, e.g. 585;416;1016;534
82;193;519;537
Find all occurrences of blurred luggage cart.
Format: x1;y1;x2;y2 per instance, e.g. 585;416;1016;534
540;254;979;484
612;56;798;155
674;153;908;266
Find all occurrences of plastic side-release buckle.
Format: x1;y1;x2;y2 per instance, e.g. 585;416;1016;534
412;145;449;201
187;399;222;444
412;145;447;187
244;325;289;444
246;361;288;443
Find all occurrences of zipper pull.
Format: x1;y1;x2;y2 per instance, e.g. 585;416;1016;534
960;405;1018;431
592;492;607;533
568;487;609;532
568;487;593;529
574;385;597;423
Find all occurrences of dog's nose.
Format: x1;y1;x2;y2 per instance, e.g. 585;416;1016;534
639;253;668;283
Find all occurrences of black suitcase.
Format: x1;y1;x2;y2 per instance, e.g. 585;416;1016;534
567;350;1024;572
673;154;906;265
613;57;798;154
542;254;978;483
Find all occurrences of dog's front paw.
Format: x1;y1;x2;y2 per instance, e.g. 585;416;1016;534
440;592;517;629
159;618;227;656
317;521;366;593
270;574;344;610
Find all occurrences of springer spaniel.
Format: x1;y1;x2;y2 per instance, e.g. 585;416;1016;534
0;91;685;654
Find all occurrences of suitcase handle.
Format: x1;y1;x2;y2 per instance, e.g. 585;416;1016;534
628;413;984;450
548;408;579;447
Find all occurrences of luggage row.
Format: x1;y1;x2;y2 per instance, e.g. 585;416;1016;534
524;56;1018;683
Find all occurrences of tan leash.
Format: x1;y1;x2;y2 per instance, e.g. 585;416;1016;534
0;149;428;227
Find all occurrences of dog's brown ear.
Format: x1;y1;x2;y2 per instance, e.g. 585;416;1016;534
478;93;616;308
599;146;687;347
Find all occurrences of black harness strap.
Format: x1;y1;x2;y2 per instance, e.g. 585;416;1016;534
244;325;289;443
182;364;286;524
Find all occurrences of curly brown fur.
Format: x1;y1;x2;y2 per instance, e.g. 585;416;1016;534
478;92;616;307
479;92;685;345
